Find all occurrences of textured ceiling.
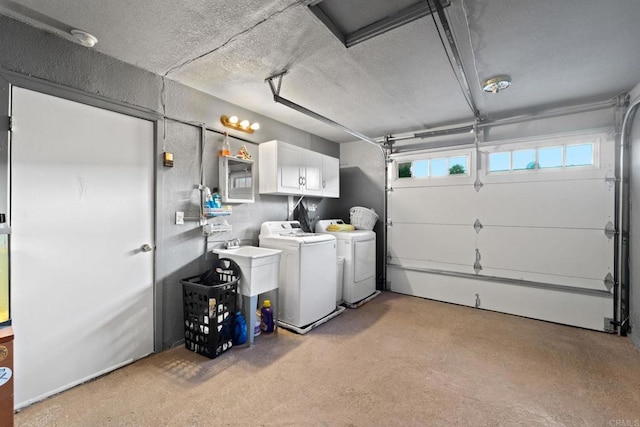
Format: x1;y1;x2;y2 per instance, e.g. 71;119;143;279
1;0;640;142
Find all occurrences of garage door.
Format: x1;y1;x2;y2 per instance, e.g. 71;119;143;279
387;130;615;331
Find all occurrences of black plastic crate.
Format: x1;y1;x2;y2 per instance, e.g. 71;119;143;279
181;259;239;359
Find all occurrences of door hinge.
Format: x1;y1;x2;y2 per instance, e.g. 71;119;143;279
604;221;617;239
474;177;483;192
473;249;482;274
603;272;615;292
6;116;12;132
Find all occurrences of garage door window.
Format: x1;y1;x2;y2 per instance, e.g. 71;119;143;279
489;152;510;172
489;143;594;173
538;146;563;169
566;144;593;167
513;149;536;170
398;155;469;179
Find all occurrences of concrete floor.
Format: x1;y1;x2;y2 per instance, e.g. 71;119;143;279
15;292;640;426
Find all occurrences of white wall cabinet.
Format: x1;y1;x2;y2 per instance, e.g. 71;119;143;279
322;155;340;197
259;140;339;198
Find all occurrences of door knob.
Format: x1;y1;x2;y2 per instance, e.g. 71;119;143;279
140;243;154;252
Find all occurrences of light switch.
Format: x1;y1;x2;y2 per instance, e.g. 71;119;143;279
176;211;184;225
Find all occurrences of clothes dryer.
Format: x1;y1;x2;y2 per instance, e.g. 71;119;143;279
316;219;376;304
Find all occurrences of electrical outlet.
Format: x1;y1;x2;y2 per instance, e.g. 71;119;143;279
175;211;184;225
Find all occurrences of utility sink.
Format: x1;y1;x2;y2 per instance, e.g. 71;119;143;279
215;246;280;260
212;246;281;296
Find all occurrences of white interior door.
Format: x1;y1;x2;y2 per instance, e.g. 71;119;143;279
10;87;154;408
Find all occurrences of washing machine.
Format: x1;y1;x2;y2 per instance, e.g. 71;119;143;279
259;221;337;329
316;219;376;305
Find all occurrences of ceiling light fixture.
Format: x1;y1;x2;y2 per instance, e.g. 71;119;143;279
482;76;512;94
220;115;259;134
70;29;98;47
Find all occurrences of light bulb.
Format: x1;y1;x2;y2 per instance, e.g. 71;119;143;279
228;116;239;124
239;120;250;128
482;76;511;94
71;29;98;47
250;122;260;131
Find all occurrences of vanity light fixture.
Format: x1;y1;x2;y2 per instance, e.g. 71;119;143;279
482;76;512;94
70;29;98;47
220;115;260;133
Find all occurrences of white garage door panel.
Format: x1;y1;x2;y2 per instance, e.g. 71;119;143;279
476;180;613;228
387;131;615;330
388;266;612;331
390;185;477;224
477;227;612;288
388;223;476;270
478;267;606;292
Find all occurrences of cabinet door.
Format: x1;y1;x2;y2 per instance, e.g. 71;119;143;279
278;142;303;193
322;155;340;198
302;150;323;196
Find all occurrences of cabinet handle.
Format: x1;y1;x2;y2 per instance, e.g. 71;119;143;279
298;176;303;186
302;176;306;185
322;181;326;189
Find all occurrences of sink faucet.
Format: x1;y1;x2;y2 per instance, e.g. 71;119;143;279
226;239;241;249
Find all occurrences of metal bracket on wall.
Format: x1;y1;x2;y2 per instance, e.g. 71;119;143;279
614;93;629;134
604;317;616;333
383;136;395;155
473;249;482;274
474;177;483;192
604;221;617;239
605;171;617;190
473;219;483;233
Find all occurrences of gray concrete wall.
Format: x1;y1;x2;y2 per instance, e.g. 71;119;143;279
0;15;338;350
336;141;386;287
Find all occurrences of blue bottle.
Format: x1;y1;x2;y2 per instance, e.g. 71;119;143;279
234;311;247;345
212;187;222;208
204;187;215;210
261;300;274;333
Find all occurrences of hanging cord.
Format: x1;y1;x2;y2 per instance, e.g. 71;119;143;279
427;0;478;117
200;124;207;219
161;77;167;152
474;119;481;171
291;195;304;212
460;0;482;102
